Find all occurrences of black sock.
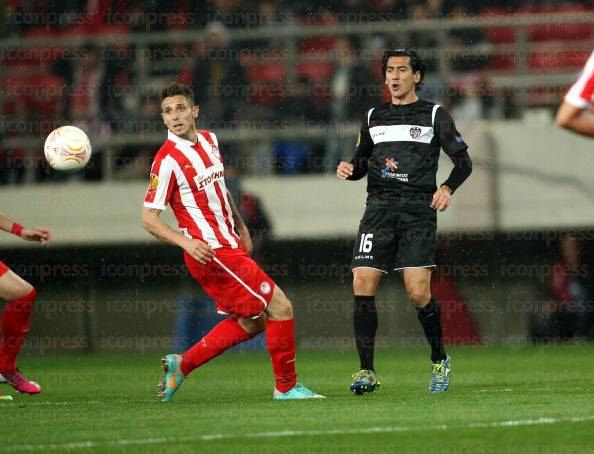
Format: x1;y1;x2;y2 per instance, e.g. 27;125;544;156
416;298;446;363
353;295;378;371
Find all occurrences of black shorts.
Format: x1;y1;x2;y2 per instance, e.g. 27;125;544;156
351;194;437;274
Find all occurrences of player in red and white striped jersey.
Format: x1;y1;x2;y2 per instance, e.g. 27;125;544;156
143;83;323;401
0;212;50;398
556;50;594;137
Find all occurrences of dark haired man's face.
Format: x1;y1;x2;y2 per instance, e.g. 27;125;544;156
161;95;199;141
385;56;421;103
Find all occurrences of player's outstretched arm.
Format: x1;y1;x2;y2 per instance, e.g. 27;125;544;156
227;191;253;255
0;212;51;245
556;101;594;138
142;207;214;264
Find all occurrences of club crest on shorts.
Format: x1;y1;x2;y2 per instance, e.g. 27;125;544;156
409;126;422;139
260;282;271;295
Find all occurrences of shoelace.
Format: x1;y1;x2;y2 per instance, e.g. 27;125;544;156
352;371;370;381
431;363;444;380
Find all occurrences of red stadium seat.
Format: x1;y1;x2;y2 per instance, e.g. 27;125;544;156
528;49;590;70
21;27;63;66
60;24;95;37
297;59;333;82
297;13;337;53
487;54;516;71
177;66;194;85
480;8;516;44
527;4;592;42
28;74;65;120
246;63;287;106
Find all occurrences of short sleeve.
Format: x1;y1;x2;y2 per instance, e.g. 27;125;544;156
434;106;468;157
143;154;177;210
565;51;594;109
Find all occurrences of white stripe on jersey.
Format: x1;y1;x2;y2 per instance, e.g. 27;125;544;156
367;108;375;126
431;104;441;127
566;51;594;108
168;157;223;248
369;124;435;145
174;139;239;249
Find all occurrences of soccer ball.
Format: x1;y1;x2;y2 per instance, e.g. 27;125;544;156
44;126;92;172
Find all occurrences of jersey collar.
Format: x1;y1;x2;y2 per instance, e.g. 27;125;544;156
167;129;198;146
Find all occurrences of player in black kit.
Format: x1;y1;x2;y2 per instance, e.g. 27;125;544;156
336;49;472;394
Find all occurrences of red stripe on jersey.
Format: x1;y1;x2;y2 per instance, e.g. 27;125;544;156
214;179;241;245
168;147;233;248
580;72;594;103
195;132;215;168
196;132;238;244
198;130;223;164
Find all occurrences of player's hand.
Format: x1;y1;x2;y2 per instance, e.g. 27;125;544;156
21;227;51;245
431;186;452;212
336;161;354;180
238;225;253;256
183;238;215;264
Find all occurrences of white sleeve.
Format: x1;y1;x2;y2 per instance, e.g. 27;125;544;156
143;155;177;210
565;51;594;109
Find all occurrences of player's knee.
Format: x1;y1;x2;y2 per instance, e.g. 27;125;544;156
19;283;35;300
2;279;35;302
239;315;266;336
267;287;293;320
353;274;376;295
276;294;293;319
408;288;430;308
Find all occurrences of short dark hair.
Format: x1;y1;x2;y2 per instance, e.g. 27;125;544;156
381;49;426;88
161;82;195;105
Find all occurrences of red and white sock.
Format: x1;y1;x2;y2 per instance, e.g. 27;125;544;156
181;317;251;376
0;288;37;372
266;318;297;393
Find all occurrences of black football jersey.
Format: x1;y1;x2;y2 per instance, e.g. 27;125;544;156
350;99;468;195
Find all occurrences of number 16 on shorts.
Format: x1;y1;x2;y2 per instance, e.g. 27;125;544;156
359;233;373;253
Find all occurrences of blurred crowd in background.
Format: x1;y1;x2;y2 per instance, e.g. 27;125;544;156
0;0;593;182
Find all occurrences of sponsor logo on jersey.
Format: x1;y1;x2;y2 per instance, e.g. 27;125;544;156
197;167;225;190
455;133;464;143
146;173;159;197
381;158;409;182
149;173;159;189
260;282;271;295
409;126;421;139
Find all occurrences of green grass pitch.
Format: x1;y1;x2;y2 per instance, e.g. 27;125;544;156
1;345;594;453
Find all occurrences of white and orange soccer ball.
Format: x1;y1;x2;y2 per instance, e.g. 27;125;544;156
44;126;92;172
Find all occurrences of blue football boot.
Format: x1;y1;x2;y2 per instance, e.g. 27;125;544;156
273;382;325;400
429;355;451;393
350;369;381;395
159;354;186;402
